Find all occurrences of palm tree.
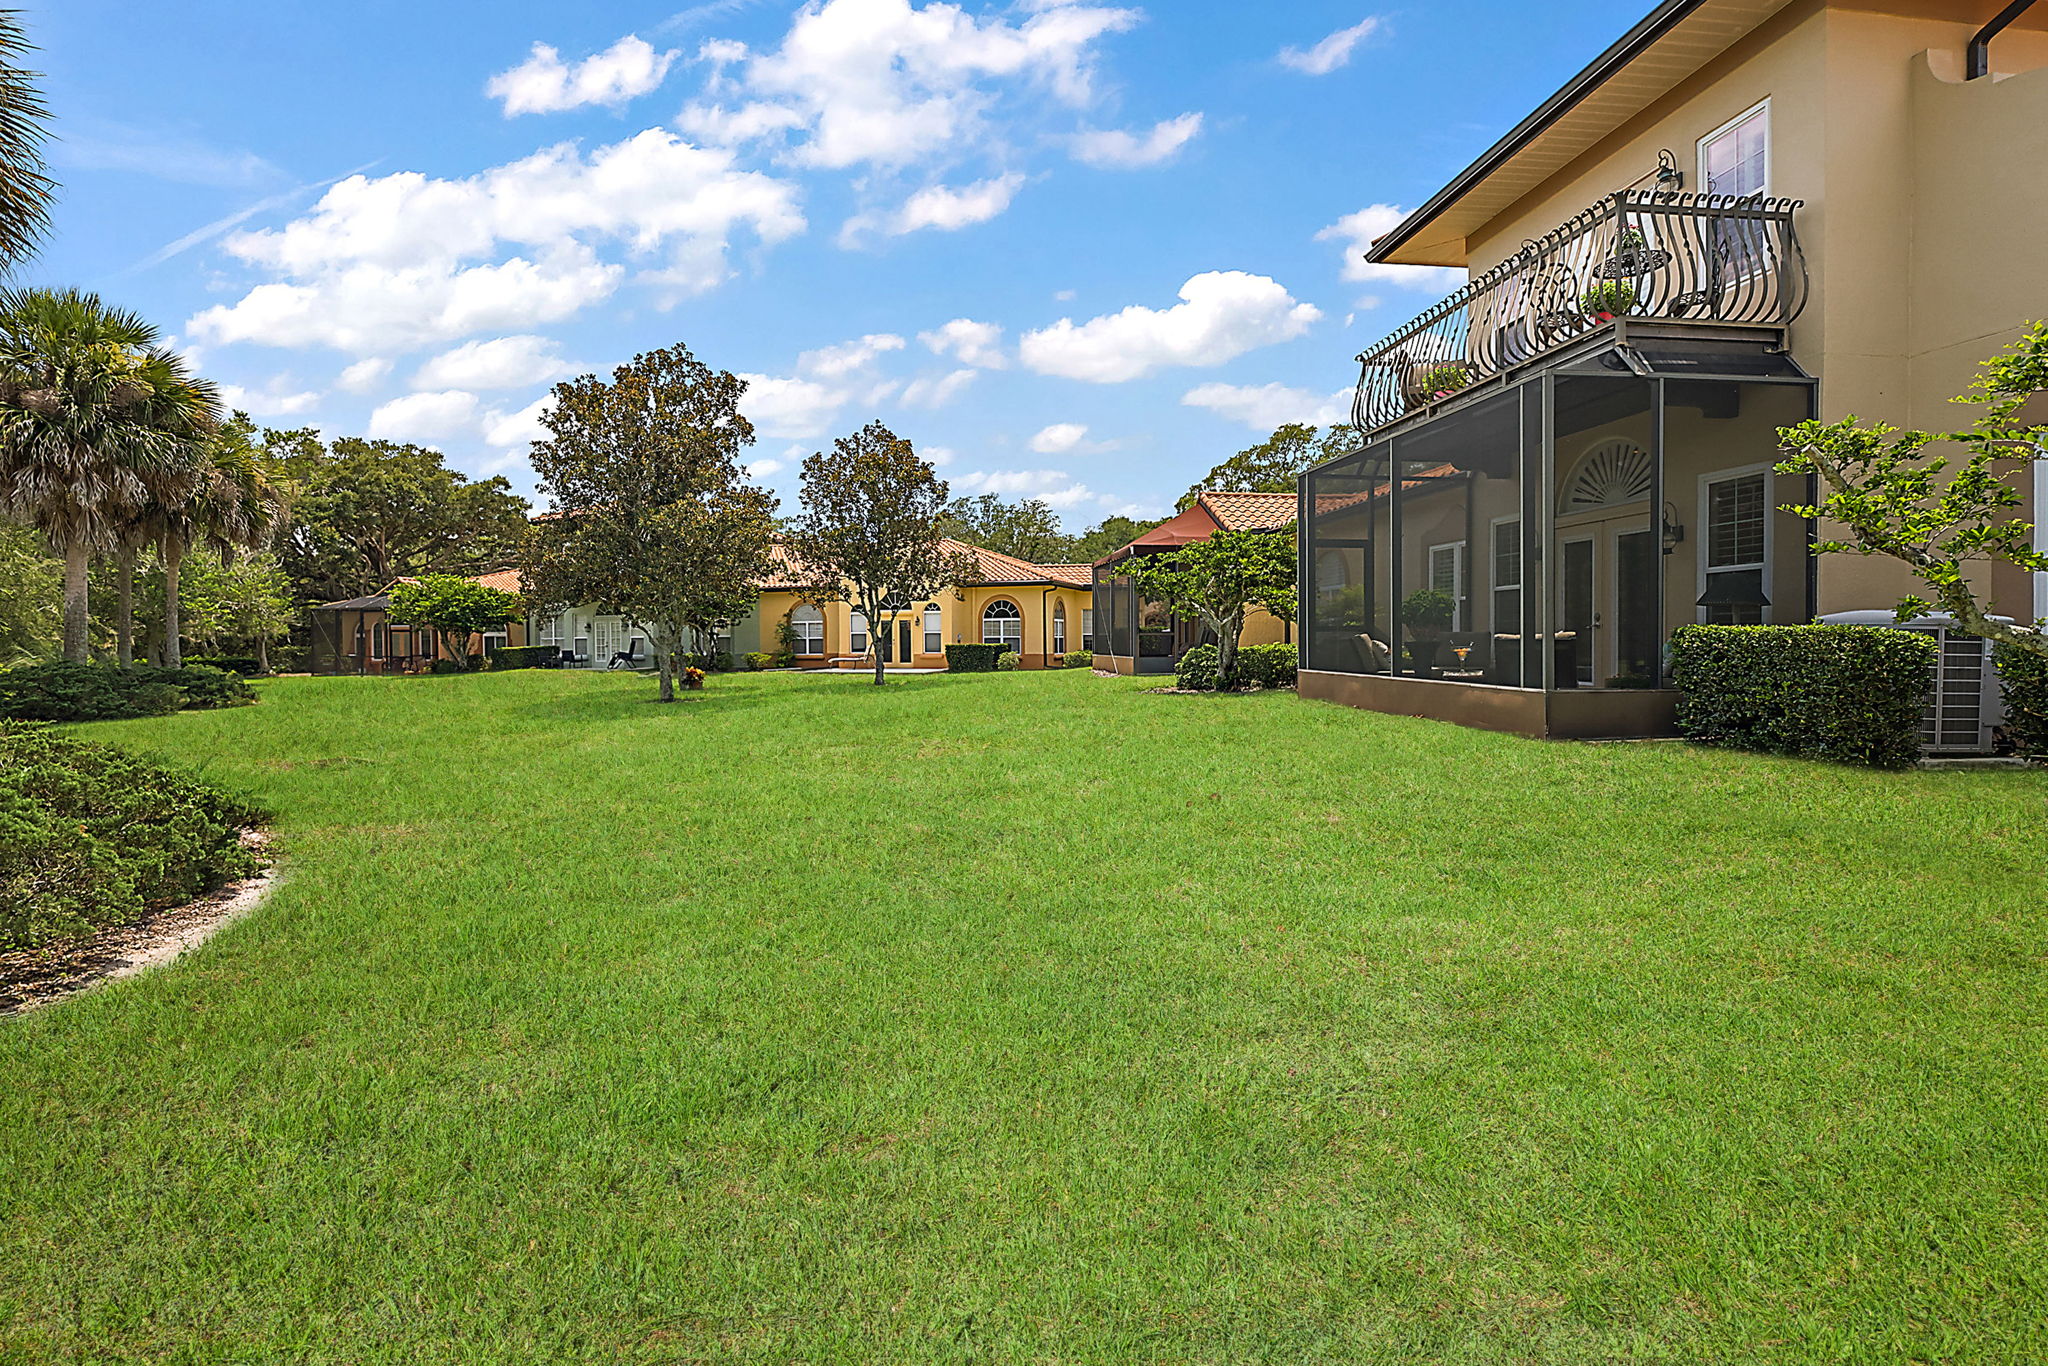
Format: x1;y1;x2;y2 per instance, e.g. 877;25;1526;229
0;12;54;273
0;289;216;662
151;416;288;668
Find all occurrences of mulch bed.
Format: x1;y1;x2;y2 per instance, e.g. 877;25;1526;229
1;834;275;1016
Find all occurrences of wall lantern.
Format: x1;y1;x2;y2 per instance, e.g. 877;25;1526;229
1661;502;1685;556
1654;148;1683;189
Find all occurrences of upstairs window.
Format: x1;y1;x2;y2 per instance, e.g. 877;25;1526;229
1699;100;1768;197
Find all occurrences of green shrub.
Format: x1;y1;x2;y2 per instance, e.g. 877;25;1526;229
995;651;1020;672
945;643;1005;673
0;661;251;721
1175;644;1220;691
1235;643;1299;689
488;644;556;671
430;658;464;675
1994;640;2048;758
161;665;256;709
1669;624;1935;769
183;655;264;676
742;651;776;672
0;723;266;950
1061;650;1094;669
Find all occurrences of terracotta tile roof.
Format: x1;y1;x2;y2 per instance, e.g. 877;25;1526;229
1195;490;1298;531
470;568;525;595
1035;563;1094;587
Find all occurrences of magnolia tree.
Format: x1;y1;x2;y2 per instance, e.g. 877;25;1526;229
386;573;522;672
523;344;776;703
785;421;974;686
1776;320;2047;656
1126;528;1296;685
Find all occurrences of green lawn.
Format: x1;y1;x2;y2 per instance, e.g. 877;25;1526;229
3;669;2044;1363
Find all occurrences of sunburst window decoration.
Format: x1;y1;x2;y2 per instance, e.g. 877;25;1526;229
1560;438;1653;512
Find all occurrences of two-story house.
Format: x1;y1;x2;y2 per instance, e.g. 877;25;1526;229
1298;0;2048;737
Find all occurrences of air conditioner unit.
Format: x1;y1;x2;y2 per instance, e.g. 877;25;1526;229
1818;612;2010;754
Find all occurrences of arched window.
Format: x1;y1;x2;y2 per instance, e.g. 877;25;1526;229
1052;601;1067;655
1559;438;1653;513
922;603;942;654
849;610;869;655
790;603;824;656
981;598;1022;650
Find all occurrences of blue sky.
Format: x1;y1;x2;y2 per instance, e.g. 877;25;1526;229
30;0;1651;527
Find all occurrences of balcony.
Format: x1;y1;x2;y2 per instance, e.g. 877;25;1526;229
1351;190;1808;433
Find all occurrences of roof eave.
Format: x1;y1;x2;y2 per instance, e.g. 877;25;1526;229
1364;0;1709;267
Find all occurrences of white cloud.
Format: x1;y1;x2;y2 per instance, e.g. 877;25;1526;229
368;389;482;444
691;0;1141;169
918;317;1006;369
1181;381;1351;430
1029;422;1089;454
954;467;1100;509
796;332;904;378
900;368;976;408
745;457;787;479
677;100;808;145
488;35;678;116
923;444;956;466
216;381;321;418
1278;17;1382;76
190;247;624;354
414;335;574;391
846;173;1023;242
1070;112;1202;168
1315;205;1465;293
482;395;554;449
1019;271;1321;383
52;119;283;189
191;130;804;353
737;372;847;439
336;357;392;393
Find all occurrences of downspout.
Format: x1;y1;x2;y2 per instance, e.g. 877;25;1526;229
1968;0;2040;79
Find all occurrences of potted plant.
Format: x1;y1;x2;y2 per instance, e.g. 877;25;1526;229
1419;362;1470;400
1400;588;1456;676
1581;279;1636;322
681;665;707;691
1617;224;1648;253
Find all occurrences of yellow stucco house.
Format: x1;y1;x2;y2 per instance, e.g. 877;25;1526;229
535;539;1095;671
1298;0;2048;738
1090;491;1298;675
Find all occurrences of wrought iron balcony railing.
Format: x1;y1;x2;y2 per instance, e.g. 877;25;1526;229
1351;190;1808;432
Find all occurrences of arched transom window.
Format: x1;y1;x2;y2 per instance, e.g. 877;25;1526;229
790;603;824;655
981;598;1022;650
1560;439;1653;513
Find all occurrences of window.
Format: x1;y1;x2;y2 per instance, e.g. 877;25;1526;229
922;604;941;654
538;615;561;647
1081;608;1094;651
372;623;387;658
1315;548;1350;601
1702;469;1768;625
1490;519;1522;635
1052;602;1067;656
981;598;1022;650
790;604;825;655
1699;100;1768;197
1700;100;1769;278
1428;542;1465;630
849;610;868;655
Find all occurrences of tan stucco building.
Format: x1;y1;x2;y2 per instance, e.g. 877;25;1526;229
1299;0;2048;736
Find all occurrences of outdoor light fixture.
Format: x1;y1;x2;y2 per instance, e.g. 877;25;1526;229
1661;502;1685;555
1655;148;1682;189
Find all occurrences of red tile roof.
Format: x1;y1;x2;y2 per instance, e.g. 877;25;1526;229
1195;490;1297;531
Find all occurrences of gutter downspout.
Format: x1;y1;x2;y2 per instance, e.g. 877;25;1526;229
1969;0;2041;79
2035;451;2047;627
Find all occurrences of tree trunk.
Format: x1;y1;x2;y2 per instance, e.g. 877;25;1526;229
256;634;270;674
60;540;91;663
872;606;887;686
163;537;184;669
1215;609;1244;688
115;547;135;667
651;625;677;702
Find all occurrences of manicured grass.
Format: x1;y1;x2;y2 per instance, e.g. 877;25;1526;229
2;668;2044;1363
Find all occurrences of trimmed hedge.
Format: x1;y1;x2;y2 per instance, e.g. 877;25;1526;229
945;643;1005;673
1669;624;1935;769
1061;650;1094;669
1994;640;2048;758
995;651;1020;672
1175;644;1220;691
488;644;557;670
0;662;255;722
1;723;265;950
1235;643;1299;689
